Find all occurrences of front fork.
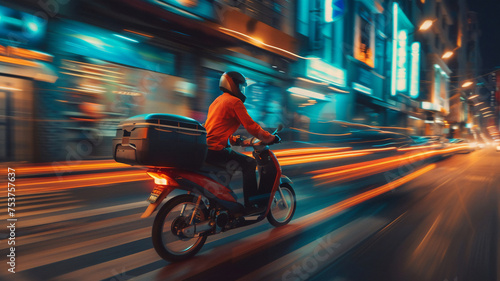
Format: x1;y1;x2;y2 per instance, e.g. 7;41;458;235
277;186;289;209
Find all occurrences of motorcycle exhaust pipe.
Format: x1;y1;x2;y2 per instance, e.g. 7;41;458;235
181;221;213;238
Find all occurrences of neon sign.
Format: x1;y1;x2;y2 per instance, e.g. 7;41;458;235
391;2;398;96
410;42;420;98
396;30;408;92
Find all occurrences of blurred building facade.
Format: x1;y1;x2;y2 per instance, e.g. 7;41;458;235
0;0;297;162
446;2;484;140
0;0;484;162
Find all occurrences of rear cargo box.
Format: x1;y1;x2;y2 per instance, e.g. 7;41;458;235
112;114;207;170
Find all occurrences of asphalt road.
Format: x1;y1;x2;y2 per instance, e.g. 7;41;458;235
1;147;497;281
312;147;499;281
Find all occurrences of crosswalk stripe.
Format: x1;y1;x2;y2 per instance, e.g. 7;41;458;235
0;205;84;220
0;191;70;202
52;249;161;281
50;220;270;281
18;227;151;271
0;213;149;250
4;195;74;205
18;201;148;227
10;199;82;212
237;217;389;281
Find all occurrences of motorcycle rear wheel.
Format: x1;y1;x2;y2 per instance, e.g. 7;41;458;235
152;194;208;262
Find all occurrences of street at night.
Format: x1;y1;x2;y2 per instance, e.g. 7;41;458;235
1;144;498;281
1;0;500;280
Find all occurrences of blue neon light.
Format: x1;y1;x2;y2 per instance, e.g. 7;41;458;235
410;42;420;98
396;30;408;92
391;3;398;96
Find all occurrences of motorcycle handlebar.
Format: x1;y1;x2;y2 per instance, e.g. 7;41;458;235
235;125;284;147
239;137;264;147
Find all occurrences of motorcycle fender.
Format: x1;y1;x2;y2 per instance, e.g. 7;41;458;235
140;186;175;218
280;175;293;185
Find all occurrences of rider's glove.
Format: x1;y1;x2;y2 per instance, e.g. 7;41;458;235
231;135;243;146
272;135;282;144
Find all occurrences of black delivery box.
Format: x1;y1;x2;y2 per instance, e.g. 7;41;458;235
113;113;207;170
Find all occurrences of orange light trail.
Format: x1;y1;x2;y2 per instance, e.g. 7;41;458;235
311;144;470;185
0;55;38;67
397;144;440;151
275;146;396;166
229;164;436;262
11;171;150;195
272;147;352;157
10;144;469;195
19;160;132;175
279;152;372;166
325;164;436;211
242;147;375;166
218;27;317;60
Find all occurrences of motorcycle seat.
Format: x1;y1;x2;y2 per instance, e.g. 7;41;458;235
198;162;229;173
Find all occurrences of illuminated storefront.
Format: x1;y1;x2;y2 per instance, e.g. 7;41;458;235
388;2;424;134
0;5;57;162
391;2;420;98
348;0;388;127
45;19;195;159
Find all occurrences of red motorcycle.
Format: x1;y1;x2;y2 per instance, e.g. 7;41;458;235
140;125;296;262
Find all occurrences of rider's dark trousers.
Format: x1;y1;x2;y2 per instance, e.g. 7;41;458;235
206;148;257;207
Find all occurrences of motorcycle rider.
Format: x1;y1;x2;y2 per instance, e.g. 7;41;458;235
204;71;280;210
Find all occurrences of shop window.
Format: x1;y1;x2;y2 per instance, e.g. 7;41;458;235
354;4;375;68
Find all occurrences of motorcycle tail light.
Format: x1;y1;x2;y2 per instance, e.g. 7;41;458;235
147;171;176;186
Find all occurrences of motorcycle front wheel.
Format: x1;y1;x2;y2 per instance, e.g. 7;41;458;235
267;183;296;227
152;194;208;262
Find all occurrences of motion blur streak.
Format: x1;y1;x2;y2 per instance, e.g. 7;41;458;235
311;144;469;185
316;164;436;218
272;147;352;157
292;167;433;250
13;171;149;194
244;146;395;166
226;164;435;263
397;144;441;151
279;152;372;166
218;27;316;60
13;145;468;195
289;127;352;136
19;160;130;175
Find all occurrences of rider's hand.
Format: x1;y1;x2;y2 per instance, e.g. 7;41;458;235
230;135;243;146
235;136;243;146
272;135;281;144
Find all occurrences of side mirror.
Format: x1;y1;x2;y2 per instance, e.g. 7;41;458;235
274;124;284;134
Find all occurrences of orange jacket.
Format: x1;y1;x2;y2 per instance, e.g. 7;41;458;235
205;93;274;151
